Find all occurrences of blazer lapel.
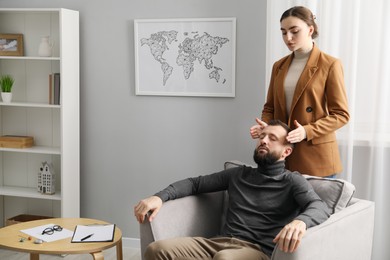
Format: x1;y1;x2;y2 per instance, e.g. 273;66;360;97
274;54;293;122
289;44;320;122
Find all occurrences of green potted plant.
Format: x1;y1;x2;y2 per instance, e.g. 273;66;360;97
0;74;15;103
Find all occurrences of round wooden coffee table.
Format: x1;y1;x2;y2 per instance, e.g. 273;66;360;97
0;218;123;260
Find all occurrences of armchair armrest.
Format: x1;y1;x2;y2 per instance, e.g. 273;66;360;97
271;198;375;260
140;191;226;259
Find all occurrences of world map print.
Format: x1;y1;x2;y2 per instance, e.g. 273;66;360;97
135;18;235;97
140;30;230;86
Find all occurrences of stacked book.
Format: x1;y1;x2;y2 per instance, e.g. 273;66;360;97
49;73;60;105
0;135;34;148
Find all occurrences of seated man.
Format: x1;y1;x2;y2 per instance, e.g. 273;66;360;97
134;119;330;260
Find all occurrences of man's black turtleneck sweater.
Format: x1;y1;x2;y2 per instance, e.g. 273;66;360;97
154;160;330;256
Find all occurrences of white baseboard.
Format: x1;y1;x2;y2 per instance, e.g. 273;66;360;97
122;237;141;249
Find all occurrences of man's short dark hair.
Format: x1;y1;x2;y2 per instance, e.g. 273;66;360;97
268;119;292;133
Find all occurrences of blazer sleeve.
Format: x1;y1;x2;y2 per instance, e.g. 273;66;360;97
262;62;278;123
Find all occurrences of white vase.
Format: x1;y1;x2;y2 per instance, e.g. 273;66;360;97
38;36;54;57
1;92;12;103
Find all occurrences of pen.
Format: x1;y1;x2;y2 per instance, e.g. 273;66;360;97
80;233;94;241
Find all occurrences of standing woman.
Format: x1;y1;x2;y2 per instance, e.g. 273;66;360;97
250;6;349;177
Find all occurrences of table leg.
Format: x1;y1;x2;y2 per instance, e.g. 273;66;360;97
116;238;123;260
30;253;39;260
91;251;104;260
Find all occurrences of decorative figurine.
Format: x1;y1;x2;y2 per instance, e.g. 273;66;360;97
37;162;55;194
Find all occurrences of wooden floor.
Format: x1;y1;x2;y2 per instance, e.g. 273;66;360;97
0;246;141;259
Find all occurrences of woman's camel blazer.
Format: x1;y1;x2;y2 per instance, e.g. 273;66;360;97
262;44;350;177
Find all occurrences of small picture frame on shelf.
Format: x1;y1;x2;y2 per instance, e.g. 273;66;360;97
0;34;24;56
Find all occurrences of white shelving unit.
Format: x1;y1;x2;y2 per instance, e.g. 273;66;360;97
0;8;79;226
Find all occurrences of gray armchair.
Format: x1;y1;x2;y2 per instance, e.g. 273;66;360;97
139;161;375;260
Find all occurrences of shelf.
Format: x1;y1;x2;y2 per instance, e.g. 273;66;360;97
0;186;61;200
0;56;60;61
0;146;60;155
0;8;63;13
0;7;80;223
0;102;60;108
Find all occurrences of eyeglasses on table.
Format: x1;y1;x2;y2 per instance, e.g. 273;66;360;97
41;225;63;235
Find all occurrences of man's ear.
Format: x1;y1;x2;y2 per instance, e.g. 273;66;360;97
282;146;293;159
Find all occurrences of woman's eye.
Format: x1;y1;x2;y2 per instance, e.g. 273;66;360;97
292;30;300;34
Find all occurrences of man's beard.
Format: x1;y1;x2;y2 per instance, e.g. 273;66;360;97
253;148;280;167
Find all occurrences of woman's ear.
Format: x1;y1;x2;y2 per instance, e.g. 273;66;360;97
308;25;314;37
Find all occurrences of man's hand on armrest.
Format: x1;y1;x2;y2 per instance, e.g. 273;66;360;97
273;219;306;253
134;195;163;224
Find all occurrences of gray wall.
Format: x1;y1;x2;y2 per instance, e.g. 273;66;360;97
0;0;267;239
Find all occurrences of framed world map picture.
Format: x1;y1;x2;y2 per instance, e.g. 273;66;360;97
134;18;236;97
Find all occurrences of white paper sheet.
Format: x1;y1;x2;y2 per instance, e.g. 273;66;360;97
71;224;115;242
21;223;73;242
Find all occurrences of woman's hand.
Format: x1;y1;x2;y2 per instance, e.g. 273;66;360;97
286;120;307;143
250;118;268;139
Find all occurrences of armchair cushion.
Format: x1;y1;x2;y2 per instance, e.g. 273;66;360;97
304;175;355;214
